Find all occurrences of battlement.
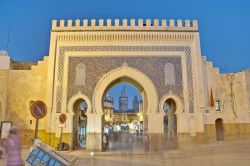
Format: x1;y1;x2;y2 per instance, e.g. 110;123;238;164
51;19;198;32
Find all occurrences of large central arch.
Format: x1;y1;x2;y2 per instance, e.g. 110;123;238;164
92;65;158;115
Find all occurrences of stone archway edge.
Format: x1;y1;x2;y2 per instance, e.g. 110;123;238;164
67;91;92;115
159;92;184;114
92;65;159;114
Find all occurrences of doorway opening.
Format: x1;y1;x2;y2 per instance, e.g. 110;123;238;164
215;118;224;141
72;99;88;149
102;80;145;152
163;98;177;149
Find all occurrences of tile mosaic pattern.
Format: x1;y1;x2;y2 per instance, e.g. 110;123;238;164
55;46;194;113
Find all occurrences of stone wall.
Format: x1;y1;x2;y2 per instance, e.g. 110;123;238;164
203;60;250;125
245;70;250;110
0;70;9;121
4;56;49;145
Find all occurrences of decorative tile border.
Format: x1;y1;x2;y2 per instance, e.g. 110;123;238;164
56;46;193;113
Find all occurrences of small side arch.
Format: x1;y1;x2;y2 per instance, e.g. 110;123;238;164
159;93;183;114
215;118;224;141
67;91;92;115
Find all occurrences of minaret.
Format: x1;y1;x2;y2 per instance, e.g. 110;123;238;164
133;96;139;112
119;86;128;112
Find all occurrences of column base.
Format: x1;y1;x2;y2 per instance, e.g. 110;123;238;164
149;133;164;152
86;133;102;151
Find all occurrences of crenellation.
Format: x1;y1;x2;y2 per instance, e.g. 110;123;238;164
52;20;57;28
153;19;159;26
169;19;175;27
91;19;96;27
115;18;120;27
177;20;183;27
114;19;120;26
75;19;80;27
83;19;88;27
185;20;191;27
51;18;199;31
138;19;143;26
67;20;73;27
122;19;128;26
99;19;104;26
161;19;167;26
192;20;198;28
107;19;112;26
146;19;151;26
59;20;65;27
130;19;135;26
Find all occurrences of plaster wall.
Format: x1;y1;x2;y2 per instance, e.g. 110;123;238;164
0;70;9;121
5;57;49;144
0;55;10;69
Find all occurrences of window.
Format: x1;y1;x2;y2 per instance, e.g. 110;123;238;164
215;100;221;111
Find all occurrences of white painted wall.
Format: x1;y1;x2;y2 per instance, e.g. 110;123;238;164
0;51;10;69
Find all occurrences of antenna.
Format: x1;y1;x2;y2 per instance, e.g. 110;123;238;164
5;25;11;56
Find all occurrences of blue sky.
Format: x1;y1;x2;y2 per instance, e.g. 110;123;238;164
106;83;142;110
0;0;249;73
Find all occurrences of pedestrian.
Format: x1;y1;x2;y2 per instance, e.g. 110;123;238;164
102;134;107;151
1;125;24;166
143;134;150;152
0;144;5;159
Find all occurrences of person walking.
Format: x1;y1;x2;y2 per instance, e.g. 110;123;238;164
102;134;107;151
143;133;150;152
1;125;24;166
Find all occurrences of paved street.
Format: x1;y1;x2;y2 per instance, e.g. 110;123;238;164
69;141;250;166
1;141;250;165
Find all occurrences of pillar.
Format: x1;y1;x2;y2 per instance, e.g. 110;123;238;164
147;113;164;152
86;113;103;151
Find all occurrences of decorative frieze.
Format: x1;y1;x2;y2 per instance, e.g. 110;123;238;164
57;33;194;43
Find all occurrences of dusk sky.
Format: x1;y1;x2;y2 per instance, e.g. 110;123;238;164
1;0;250;73
106;83;142;110
0;0;250;106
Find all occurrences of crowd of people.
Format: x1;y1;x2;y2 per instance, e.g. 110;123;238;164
102;123;149;152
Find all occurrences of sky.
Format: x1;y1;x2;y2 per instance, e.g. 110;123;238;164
0;0;249;73
106;83;142;110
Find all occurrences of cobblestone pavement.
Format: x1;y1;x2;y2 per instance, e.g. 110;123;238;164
1;141;250;166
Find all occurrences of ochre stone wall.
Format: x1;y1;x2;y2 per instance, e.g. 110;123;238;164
4;56;49;145
0;70;9;121
177;123;250;149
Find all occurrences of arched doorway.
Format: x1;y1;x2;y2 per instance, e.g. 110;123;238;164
102;82;144;151
72;99;88;149
163;98;177;149
215;118;224;141
92;66;158;151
